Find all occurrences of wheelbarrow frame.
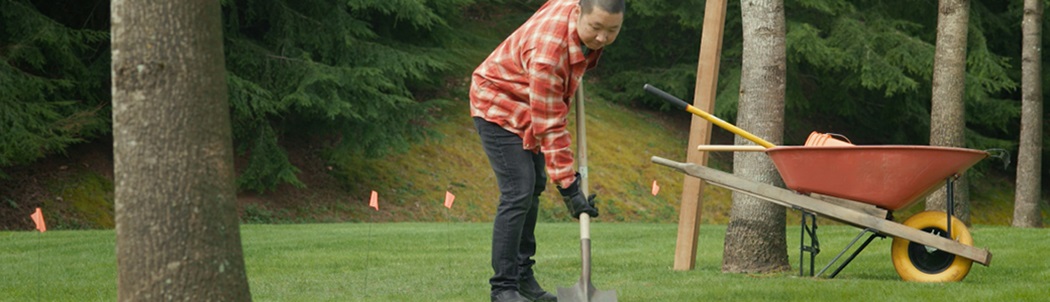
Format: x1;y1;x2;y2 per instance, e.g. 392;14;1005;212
650;156;993;267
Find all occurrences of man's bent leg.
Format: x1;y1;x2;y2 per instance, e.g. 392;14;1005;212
517;153;557;302
474;118;540;293
518;151;546;279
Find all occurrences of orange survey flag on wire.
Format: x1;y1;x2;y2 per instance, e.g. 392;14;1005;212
30;207;46;232
369;191;379;211
444;191;455;209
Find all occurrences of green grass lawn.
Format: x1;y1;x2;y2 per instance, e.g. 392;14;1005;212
2;223;1048;301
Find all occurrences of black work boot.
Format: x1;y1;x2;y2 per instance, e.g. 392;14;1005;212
492;289;529;302
518;277;557;302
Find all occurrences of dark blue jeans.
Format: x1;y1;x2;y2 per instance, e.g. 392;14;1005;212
474;117;547;293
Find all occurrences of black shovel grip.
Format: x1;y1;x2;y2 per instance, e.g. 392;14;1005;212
643;84;691;111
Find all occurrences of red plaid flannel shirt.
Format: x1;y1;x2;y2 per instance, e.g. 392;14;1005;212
470;0;603;188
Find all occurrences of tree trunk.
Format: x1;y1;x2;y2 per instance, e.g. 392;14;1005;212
112;1;252;301
722;0;790;274
926;0;971;224
1013;0;1044;228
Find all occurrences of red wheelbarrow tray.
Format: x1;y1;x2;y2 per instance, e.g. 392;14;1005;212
765;145;988;211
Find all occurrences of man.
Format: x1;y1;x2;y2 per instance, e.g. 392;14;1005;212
469;0;624;301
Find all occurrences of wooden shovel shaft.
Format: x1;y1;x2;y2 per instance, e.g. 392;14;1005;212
576;85;592;289
575;86;588;194
580;213;592;289
564;84;617;302
575;84;593;291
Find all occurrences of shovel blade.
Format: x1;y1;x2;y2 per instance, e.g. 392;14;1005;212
557;283;617;302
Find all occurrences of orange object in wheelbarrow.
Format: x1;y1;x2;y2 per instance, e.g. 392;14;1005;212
766;145;988;211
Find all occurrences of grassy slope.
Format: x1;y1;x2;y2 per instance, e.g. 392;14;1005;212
335;94;739;224
3;223;1048;301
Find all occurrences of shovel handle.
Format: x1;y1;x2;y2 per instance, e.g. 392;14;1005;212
643;84;776;148
578;213;592;290
575;86;589;195
643;84;692;111
579;213;590;240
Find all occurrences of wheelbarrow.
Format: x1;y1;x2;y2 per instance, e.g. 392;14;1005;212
644;84;992;282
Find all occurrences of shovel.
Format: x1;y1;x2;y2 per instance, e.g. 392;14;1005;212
558;85;617;302
557;213;617;302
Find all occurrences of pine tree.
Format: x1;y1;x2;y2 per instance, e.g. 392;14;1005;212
0;0;109;177
220;0;483;192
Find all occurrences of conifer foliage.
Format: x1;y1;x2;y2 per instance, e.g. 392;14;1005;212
2;0;484;190
222;0;480;192
1;0;109;177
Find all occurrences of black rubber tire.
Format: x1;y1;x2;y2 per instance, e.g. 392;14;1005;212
891;211;973;282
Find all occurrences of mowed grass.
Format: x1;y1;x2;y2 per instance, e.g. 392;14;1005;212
1;223;1048;301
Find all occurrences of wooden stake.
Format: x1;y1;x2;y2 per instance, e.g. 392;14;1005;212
675;0;728;271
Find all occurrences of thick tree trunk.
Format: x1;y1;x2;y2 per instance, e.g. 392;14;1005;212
722;0;790;274
1013;0;1044;228
112;1;252;301
926;0;971;224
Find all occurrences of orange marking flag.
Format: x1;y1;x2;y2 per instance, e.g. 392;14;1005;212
369;191;379;211
651;180;660;196
444;191;456;209
30;207;46;232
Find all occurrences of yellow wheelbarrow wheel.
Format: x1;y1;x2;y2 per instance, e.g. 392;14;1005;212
891;211;973;282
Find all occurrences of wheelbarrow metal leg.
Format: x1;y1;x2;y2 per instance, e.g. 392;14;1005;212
820;229;885;278
799;211;819;277
945;177;955;238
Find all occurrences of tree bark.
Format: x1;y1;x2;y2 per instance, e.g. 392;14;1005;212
926;0;971;224
722;0;790;274
112;0;252;301
1013;0;1044;228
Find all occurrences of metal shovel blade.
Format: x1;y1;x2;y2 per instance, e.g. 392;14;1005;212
557;214;617;302
557;282;617;302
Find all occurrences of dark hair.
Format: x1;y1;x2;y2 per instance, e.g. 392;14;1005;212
580;0;625;14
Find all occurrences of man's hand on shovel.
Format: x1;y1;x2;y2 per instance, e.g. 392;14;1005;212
558;173;599;219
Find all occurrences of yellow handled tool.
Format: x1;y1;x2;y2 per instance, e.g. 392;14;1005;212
643;84;775;148
696;145;767;152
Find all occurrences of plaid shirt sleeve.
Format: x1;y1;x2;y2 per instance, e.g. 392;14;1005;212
527;43;576;188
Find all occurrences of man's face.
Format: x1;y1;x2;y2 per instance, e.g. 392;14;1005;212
576;5;623;50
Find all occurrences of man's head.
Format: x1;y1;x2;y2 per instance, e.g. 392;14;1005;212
576;0;624;50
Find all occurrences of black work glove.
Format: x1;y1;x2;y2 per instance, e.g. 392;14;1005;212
557;173;599;219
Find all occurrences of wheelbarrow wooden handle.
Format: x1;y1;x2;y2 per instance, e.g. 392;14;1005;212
644;84;776;148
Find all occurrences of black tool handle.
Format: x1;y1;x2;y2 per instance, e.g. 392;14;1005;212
643;84;691;111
